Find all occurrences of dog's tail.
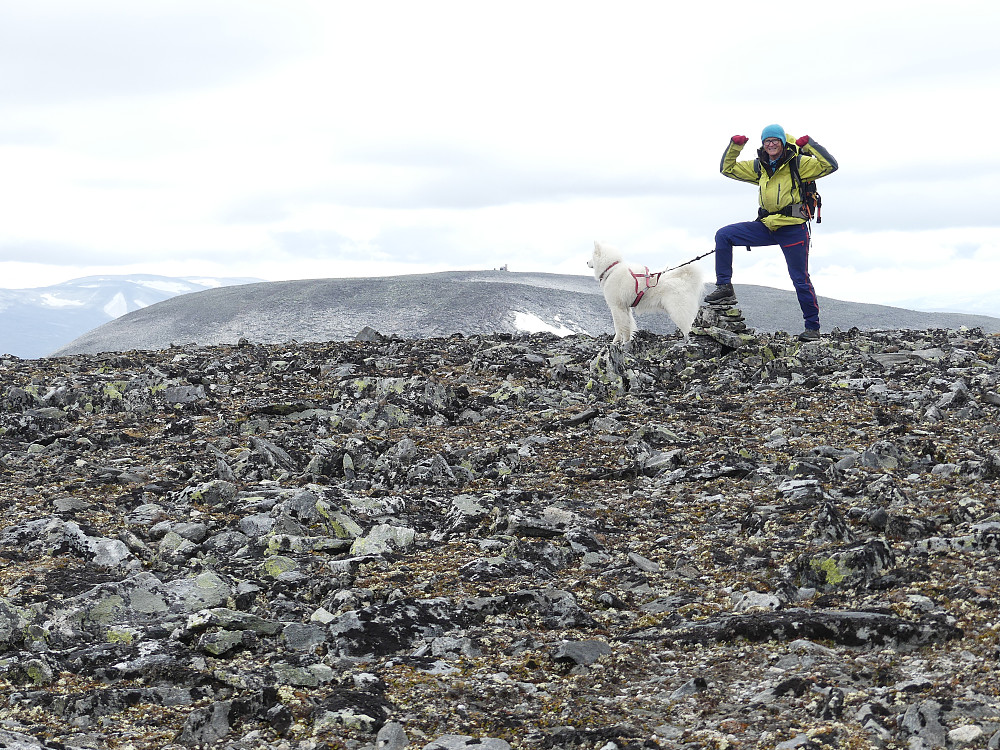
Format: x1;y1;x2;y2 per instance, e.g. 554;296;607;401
665;263;703;291
661;263;705;338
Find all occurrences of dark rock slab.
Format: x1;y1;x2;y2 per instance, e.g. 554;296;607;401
641;608;962;650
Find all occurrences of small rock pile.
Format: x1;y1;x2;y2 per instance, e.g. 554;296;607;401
1;324;1000;749
693;297;755;351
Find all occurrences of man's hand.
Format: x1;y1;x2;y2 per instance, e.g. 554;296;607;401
795;135;810;147
731;135;749;145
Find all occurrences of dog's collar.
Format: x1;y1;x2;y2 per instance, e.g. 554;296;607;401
598;260;620;284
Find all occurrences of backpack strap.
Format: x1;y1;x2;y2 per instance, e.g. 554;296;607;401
789;153;804;203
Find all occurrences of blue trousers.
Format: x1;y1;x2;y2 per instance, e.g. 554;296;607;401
714;221;820;330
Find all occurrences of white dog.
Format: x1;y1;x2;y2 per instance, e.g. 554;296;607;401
588;241;704;343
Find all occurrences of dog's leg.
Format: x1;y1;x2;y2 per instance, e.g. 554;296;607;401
609;306;632;344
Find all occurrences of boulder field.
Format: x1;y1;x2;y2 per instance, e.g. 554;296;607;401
1;322;999;749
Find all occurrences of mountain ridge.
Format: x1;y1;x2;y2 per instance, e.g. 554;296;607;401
48;270;1000;357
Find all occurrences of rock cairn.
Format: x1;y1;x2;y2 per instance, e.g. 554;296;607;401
694;297;754;350
1;325;1000;749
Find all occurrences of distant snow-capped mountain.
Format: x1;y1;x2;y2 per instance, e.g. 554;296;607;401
0;274;261;358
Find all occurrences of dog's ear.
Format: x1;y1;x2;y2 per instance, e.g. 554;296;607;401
593;241;602;257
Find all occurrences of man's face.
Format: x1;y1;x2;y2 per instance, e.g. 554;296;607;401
763;137;783;159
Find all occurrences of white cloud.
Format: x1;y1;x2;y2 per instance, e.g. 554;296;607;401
0;2;317;104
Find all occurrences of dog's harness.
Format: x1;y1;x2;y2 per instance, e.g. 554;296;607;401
598;261;662;308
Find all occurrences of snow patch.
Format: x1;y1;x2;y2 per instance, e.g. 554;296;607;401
103;292;129;318
183;277;227;289
132;280;198;294
39;294;85;308
514;312;576;337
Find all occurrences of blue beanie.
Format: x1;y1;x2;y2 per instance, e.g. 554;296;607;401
761;124;785;143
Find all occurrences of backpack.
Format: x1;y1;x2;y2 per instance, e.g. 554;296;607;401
789;154;822;223
753;151;823;223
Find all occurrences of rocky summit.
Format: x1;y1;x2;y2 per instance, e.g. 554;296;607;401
2;319;1000;750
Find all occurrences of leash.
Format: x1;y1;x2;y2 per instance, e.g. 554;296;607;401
663;248;716;273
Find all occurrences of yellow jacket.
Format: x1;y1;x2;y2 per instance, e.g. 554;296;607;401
720;133;838;230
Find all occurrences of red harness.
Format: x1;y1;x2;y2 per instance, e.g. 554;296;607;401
599;261;662;307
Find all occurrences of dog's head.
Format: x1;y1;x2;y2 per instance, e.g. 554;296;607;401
588;240;605;270
588;241;619;274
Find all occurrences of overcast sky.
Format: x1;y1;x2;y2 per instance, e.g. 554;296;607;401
2;0;998;315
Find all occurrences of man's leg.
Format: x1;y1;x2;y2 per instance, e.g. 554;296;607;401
777;225;820;331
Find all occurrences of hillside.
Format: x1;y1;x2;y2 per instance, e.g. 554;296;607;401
2;324;999;748
0;275;260;359
50;271;1000;356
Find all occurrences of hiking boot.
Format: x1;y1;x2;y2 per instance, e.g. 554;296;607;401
798;328;820;342
703;283;736;305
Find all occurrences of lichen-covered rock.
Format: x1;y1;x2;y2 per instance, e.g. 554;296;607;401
0;598;31;650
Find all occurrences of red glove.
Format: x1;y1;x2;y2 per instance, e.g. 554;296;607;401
795;135;810;147
731;135;749;145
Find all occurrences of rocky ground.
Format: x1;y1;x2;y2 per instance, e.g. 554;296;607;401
2;307;1000;749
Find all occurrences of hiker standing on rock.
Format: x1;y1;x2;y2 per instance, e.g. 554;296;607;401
704;124;838;342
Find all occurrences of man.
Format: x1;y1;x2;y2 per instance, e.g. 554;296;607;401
706;124;838;341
